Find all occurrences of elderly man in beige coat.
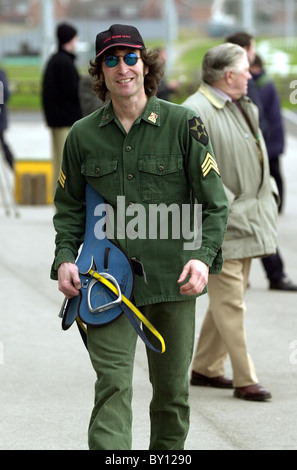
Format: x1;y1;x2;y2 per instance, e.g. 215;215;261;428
183;43;278;401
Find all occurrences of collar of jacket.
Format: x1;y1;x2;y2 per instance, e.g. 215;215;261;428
99;95;161;128
58;47;76;60
199;81;251;109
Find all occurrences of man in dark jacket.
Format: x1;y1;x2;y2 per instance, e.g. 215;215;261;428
0;68;14;169
42;22;82;195
250;54;285;207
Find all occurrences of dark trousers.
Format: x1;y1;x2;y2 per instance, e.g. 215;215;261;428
262;249;284;283
270;157;284;213
0;131;14;169
261;156;285;283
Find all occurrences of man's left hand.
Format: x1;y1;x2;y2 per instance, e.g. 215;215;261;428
178;260;209;296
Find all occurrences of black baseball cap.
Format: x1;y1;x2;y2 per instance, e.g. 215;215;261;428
95;24;145;58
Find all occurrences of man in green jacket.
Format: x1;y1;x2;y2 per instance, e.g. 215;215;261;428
51;24;228;450
183;43;278;402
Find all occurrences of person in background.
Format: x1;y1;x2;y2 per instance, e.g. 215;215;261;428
78;74;105;117
227;32;297;292
226;32;267;134
156;47;180;101
42;22;82;195
250;54;285;210
183;43;278;401
0;67;14;170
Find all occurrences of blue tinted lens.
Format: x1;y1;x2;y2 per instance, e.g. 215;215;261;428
124;53;138;66
104;53;139;67
104;55;118;67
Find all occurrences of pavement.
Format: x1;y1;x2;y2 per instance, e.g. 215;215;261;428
0;111;297;451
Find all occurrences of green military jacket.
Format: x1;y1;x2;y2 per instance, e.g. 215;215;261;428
51;96;228;306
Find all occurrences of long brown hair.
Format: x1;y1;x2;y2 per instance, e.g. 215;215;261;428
89;48;164;101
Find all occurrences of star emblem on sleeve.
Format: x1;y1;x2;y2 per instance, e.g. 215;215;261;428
189;116;209;146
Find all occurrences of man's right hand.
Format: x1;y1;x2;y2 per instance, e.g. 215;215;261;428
58;262;81;299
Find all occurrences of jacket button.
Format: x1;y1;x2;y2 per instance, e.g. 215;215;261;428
94;167;100;174
126;146;132;152
158;165;165;172
127;174;134;180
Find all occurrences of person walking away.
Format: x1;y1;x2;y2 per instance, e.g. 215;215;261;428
78;74;105;117
250;54;285;210
0;68;14;170
183;43;279;401
42;22;82;196
156;47;180;101
227;32;297;292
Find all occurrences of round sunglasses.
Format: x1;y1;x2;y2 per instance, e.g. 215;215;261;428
104;52;140;68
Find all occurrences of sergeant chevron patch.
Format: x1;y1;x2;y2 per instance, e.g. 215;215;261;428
58;169;66;189
201;152;220;178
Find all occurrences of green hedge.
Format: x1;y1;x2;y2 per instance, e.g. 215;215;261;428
2;37;297;111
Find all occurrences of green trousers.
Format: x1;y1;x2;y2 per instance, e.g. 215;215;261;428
87;299;196;450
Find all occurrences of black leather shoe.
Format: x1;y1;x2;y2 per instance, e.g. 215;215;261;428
234;384;272;401
191;371;233;389
270;277;297;292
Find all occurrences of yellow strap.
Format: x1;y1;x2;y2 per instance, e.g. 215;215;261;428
76;316;87;335
89;269;166;353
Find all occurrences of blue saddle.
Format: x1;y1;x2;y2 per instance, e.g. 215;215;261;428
61;184;134;328
60;184;164;353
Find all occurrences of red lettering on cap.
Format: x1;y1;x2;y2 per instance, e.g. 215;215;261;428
104;34;132;44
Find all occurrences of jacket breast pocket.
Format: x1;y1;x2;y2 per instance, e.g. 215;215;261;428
138;155;186;204
81;157;120;200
